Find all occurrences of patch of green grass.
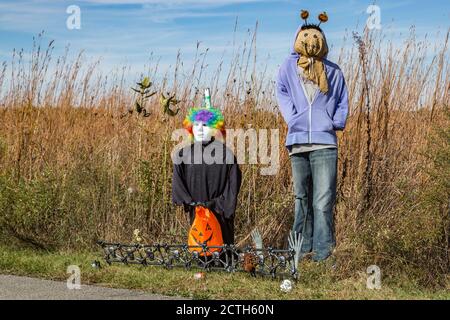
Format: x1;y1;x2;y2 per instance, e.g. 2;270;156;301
0;245;448;300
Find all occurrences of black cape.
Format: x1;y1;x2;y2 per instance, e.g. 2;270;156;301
172;139;242;244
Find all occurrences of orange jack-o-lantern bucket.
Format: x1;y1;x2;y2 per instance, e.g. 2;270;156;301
188;206;223;256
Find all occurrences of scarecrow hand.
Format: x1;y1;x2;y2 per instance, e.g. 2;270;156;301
188;201;208;207
197;201;214;209
203;200;216;211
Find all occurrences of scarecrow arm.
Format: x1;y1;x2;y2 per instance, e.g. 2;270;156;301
172;162;193;212
207;161;242;219
332;73;349;131
276;69;297;124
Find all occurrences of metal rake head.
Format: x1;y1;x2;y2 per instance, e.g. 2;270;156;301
251;228;263;250
288;231;302;270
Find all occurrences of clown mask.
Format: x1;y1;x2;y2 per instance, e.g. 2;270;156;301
192;121;213;142
183;107;225;142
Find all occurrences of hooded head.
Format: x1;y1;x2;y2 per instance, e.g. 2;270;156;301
294;25;328;59
292;10;329;59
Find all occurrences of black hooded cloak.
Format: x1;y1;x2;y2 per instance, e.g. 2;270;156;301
172;138;242;244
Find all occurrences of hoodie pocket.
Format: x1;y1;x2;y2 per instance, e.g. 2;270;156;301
288;108;309;133
311;107;334;132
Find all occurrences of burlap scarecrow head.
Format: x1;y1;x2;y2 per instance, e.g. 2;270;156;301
294;10;329;93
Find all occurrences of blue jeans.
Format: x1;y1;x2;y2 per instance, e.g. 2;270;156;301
290;148;337;261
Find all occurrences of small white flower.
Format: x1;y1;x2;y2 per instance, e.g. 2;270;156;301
194;272;205;280
280;279;293;293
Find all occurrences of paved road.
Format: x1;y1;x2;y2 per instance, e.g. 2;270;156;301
0;274;186;300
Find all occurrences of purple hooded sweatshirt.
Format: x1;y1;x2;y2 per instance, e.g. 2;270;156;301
276;26;349;148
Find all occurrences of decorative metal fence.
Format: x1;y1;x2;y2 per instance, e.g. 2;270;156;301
97;241;299;279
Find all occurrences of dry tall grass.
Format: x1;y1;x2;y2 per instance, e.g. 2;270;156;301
0;27;448;287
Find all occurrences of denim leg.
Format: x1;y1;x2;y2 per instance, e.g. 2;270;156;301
309;148;337;261
290;153;314;254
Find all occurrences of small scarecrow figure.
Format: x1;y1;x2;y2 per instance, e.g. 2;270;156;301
276;11;349;261
172;90;242;246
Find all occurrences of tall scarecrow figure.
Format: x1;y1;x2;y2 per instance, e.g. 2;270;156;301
172;89;242;246
276;11;349;261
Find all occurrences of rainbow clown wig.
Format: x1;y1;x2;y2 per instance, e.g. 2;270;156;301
183;107;225;140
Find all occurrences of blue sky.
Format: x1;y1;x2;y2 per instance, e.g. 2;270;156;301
0;0;448;81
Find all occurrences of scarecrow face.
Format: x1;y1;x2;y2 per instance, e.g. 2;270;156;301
184;107;224;142
294;28;328;58
192;121;213;142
